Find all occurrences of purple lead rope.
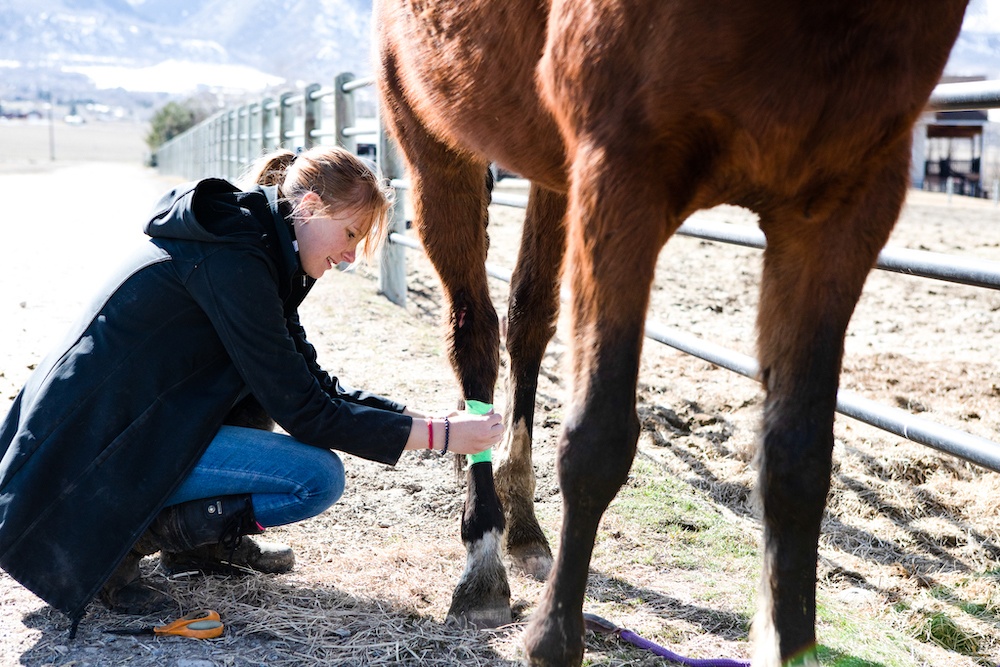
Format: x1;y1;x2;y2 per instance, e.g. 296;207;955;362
584;613;751;667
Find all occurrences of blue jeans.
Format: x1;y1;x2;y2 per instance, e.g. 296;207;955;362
164;425;345;528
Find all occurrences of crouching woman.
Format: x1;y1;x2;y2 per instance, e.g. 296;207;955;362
0;146;503;632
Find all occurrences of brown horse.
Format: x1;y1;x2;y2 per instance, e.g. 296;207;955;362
376;1;969;665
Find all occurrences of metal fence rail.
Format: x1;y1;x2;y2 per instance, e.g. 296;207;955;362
154;73;378;181
153;74;1000;473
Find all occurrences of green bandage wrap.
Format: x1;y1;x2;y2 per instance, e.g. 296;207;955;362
465;400;493;465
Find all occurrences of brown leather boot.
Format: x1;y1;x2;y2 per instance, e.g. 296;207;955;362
160;537;295;575
99;532;175;614
153;494;295;576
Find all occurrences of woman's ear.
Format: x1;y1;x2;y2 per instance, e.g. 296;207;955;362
294;192;321;223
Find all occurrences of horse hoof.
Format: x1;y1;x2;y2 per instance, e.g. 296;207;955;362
447;583;512;628
447;604;513;629
446;568;512;628
508;544;552;581
523;613;584;667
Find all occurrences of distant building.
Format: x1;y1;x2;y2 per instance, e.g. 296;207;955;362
911;75;991;198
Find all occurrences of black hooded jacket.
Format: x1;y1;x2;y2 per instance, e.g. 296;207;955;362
0;179;412;624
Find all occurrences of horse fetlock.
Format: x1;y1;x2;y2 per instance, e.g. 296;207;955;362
447;530;512;628
752;585;819;667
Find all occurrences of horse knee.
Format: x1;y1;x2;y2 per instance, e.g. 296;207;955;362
557;409;638;509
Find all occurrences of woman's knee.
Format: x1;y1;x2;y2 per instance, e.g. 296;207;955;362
300;449;346;514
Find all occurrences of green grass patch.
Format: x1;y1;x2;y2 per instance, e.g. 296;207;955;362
606;458;758;569
814;596;927;667
910;611;981;656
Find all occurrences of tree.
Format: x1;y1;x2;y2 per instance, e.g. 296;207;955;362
145;99;211;150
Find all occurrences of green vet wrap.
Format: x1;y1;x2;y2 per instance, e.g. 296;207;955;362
465;400;494;465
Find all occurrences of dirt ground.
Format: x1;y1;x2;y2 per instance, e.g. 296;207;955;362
1;164;1000;667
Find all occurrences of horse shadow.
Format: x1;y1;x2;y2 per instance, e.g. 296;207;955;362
634;395;1000;639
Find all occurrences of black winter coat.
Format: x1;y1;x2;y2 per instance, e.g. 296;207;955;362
0;179;412;625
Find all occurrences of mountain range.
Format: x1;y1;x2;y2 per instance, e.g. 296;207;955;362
0;0;375;106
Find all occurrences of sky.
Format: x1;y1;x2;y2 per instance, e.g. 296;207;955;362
962;0;1000;32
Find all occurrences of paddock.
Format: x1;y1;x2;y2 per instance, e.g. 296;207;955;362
154;70;996;664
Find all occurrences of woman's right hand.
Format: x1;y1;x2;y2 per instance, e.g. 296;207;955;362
404;410;504;454
444;410;504;454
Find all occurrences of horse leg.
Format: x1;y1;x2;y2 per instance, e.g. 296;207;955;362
417;156;510;626
379;61;510;627
750;148;910;666
414;155;509;626
523;153;668;665
494;184;566;581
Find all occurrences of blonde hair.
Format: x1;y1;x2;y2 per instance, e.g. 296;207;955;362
240;145;394;263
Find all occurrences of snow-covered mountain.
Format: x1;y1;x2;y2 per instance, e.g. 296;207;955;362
1;0;375;99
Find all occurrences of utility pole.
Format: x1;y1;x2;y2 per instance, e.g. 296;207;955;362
46;91;56;161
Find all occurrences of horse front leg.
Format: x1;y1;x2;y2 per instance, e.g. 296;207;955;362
379;68;510;627
523;158;668;666
494;184;566;581
750;148;910;666
415;162;510;627
413;160;511;628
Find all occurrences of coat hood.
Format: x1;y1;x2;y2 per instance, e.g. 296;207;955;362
144;178;303;285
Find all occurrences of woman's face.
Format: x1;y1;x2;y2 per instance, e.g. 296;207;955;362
295;193;368;279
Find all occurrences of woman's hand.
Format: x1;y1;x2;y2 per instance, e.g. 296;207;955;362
403;410;504;454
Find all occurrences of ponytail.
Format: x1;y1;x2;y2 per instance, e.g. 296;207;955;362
240;149;297;191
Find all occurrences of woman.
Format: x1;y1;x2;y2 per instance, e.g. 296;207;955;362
0;146;503;633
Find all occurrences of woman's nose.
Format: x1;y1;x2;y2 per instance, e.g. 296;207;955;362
342;250;356;264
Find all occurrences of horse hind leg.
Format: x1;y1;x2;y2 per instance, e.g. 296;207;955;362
524;150;669;666
751;148;910;666
494;184;566;581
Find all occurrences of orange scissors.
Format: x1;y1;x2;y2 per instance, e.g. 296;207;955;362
107;609;224;639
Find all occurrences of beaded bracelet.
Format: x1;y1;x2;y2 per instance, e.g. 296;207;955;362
442;417;451;455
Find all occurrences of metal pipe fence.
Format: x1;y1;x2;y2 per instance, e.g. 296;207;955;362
153;74;1000;473
153;73;378;181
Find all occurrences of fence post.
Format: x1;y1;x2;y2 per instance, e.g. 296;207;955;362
279;92;296;150
304;83;322;149
334;72;358;153
245;103;257;165
261;98;276;152
214;115;224;177
378;127;408;307
225;109;233;179
236;105;246;173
